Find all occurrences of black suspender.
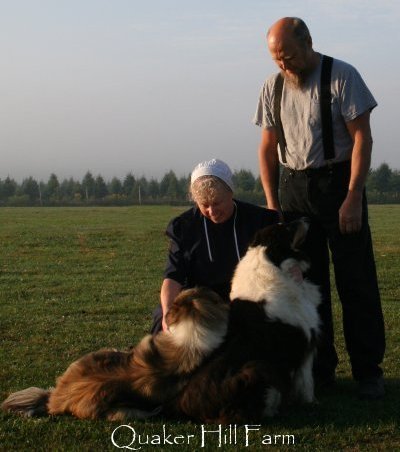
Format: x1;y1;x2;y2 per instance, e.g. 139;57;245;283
274;55;334;164
274;73;287;164
320;55;334;160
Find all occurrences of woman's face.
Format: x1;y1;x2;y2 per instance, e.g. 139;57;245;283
197;190;234;224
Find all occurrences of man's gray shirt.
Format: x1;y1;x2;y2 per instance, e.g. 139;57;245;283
253;55;377;170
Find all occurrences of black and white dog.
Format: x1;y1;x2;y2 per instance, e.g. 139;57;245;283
3;220;320;424
173;219;321;423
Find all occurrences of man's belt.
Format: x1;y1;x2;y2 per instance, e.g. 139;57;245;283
285;159;350;176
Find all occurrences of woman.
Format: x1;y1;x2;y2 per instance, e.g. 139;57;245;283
151;158;279;333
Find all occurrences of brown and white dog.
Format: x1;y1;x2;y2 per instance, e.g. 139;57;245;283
173;219;321;423
1;287;229;421
3;220;320;424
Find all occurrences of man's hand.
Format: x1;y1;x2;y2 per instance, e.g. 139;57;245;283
339;190;363;234
341;111;372;235
269;206;284;222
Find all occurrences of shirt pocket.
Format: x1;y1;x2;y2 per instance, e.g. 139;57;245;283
309;97;340;128
330;97;341;121
309;98;321;128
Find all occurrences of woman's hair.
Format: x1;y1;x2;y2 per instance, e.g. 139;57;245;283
190;175;233;203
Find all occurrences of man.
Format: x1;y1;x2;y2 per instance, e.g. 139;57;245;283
253;17;385;399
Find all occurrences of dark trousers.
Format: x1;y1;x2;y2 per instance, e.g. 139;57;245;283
279;162;385;381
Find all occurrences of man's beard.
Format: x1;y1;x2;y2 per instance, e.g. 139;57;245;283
282;67;312;90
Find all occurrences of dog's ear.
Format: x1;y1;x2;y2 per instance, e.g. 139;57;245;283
288;218;309;250
177;287;224;306
250;221;310;268
250;224;278;248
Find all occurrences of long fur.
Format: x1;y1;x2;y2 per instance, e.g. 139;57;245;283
173;220;321;423
3;221;320;424
1;287;229;421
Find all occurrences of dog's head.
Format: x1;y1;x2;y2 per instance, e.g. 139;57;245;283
165;287;230;355
250;219;309;269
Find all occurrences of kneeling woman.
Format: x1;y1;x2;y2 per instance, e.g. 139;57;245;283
151;158;279;333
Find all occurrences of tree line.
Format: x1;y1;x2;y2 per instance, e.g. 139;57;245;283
1;163;399;207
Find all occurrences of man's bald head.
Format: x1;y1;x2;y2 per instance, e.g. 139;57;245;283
267;17;311;49
266;17;318;89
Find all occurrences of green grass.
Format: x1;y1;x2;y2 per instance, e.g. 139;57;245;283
0;205;399;451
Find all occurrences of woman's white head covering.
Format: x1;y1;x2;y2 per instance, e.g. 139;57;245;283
190;158;234;191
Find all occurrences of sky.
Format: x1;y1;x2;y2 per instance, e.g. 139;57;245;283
1;0;399;183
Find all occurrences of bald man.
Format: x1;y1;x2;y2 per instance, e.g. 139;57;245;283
254;17;385;399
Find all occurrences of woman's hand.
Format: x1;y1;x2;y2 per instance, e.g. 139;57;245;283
160;278;183;332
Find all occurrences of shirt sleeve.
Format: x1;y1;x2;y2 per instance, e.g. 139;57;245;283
338;63;377;122
252;76;277;130
163;217;188;285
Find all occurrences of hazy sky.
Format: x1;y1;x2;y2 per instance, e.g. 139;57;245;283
1;0;399;182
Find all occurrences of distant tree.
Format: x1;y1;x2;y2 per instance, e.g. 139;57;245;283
82;172;95;200
160;170;179;198
373;163;392;194
94;175;108;199
138;176;149;195
254;176;264;193
122;173;136;196
390;170;400;192
38;181;45;204
131;177;149;203
3;163;400;207
147;178;160;199
46;173;60;200
109;177;123;195
1;176;17;199
233;169;256;192
21;177;40;202
60;178;74;198
178;176;190;200
60;178;82;200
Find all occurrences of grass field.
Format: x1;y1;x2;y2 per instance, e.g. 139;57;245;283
0;205;399;451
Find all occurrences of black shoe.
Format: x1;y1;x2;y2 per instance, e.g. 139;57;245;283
358;375;385;400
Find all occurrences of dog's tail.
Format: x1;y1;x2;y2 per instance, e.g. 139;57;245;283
2;387;51;417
